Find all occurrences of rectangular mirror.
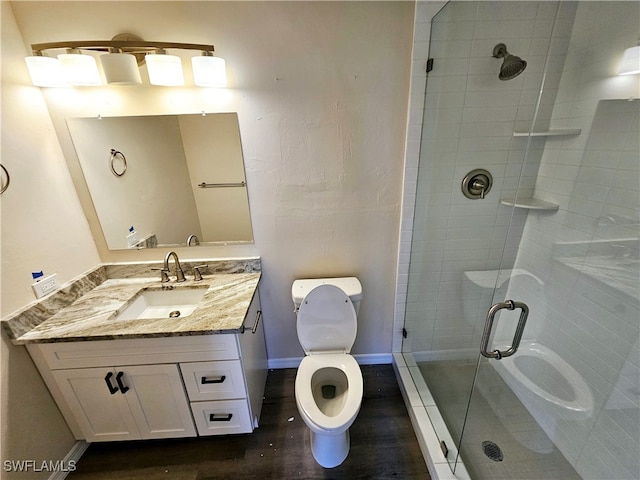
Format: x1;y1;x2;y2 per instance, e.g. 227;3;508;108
66;113;253;250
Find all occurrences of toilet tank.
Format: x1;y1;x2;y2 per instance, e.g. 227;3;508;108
292;277;363;314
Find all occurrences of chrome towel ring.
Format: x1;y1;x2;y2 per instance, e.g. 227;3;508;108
0;164;9;194
110;149;127;177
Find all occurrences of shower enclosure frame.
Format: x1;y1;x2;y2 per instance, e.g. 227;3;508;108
393;2;640;480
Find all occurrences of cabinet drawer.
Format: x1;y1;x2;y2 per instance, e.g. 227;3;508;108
33;335;240;370
180;361;246;401
191;399;253;435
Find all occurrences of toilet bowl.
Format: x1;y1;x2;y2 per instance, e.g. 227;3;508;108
292;278;364;468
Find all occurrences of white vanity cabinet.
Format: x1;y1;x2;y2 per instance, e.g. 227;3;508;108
179;295;266;436
26;291;267;442
50;364;196;442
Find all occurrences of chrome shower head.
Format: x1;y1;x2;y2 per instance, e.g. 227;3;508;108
492;43;527;81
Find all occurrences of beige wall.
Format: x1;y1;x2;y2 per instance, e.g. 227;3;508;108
179;113;253;243
1;1;101;477
2;0;414;471
9;0;414;360
67;115;201;248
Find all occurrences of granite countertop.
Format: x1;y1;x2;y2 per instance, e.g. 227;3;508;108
14;272;261;344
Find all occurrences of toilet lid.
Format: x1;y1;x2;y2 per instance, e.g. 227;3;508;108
297;284;357;354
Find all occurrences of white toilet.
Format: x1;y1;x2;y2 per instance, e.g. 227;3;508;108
291;277;364;468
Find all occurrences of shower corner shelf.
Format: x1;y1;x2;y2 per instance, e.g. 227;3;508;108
512;129;581;137
500;197;559;211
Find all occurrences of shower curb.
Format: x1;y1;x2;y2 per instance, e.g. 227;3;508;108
392;353;471;480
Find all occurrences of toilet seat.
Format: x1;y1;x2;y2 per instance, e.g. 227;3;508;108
297;284;357;354
295;353;363;432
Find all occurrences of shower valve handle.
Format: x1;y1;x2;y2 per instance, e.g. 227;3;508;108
480;300;529;360
472;179;486;199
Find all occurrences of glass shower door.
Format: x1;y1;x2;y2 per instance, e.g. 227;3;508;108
405;1;640;479
401;0;615;477
403;0;561;470
460;2;640;479
459;98;639;480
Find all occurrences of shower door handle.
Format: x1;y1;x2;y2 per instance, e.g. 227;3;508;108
480;300;529;360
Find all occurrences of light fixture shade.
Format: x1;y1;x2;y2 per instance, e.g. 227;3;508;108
146;53;184;86
100;53;142;85
191;56;227;87
58;53;102;86
619;45;640;75
25;56;66;87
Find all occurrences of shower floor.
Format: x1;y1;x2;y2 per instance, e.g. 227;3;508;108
419;361;582;480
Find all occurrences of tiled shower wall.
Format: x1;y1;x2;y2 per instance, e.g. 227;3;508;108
395;1;640;479
393;0;445;353
399;1;574;358
512;2;640;478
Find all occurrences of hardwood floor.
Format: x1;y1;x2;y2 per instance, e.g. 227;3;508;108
68;365;430;480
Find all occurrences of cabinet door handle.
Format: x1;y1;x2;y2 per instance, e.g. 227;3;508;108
104;372;119;394
115;371;130;394
241;310;262;334
209;413;233;422
201;375;226;385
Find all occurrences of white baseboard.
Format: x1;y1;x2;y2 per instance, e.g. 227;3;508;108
267;353;392;370
268;357;301;369
48;441;89;480
354;353;393;365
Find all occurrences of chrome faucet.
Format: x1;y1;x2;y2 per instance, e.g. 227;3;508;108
163;251;186;282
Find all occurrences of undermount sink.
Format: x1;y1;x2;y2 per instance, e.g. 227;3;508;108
114;287;208;321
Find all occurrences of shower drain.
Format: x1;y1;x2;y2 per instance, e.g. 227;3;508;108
482;440;504;462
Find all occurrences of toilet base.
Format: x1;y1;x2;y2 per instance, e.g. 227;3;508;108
309;429;350;468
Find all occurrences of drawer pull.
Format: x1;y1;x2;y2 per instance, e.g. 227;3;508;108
115;371;129;394
201;375;226;385
209;413;233;422
104;372;118;394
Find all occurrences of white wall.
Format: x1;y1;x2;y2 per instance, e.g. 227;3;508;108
2;0;414;473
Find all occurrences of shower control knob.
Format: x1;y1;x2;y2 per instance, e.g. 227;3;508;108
461;169;493;200
472;179;487;198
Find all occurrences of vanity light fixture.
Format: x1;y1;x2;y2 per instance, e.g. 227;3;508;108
619;39;640;75
24;53;66;87
24;34;227;87
192;52;227;87
57;49;102;86
146;49;184;86
100;50;142;85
